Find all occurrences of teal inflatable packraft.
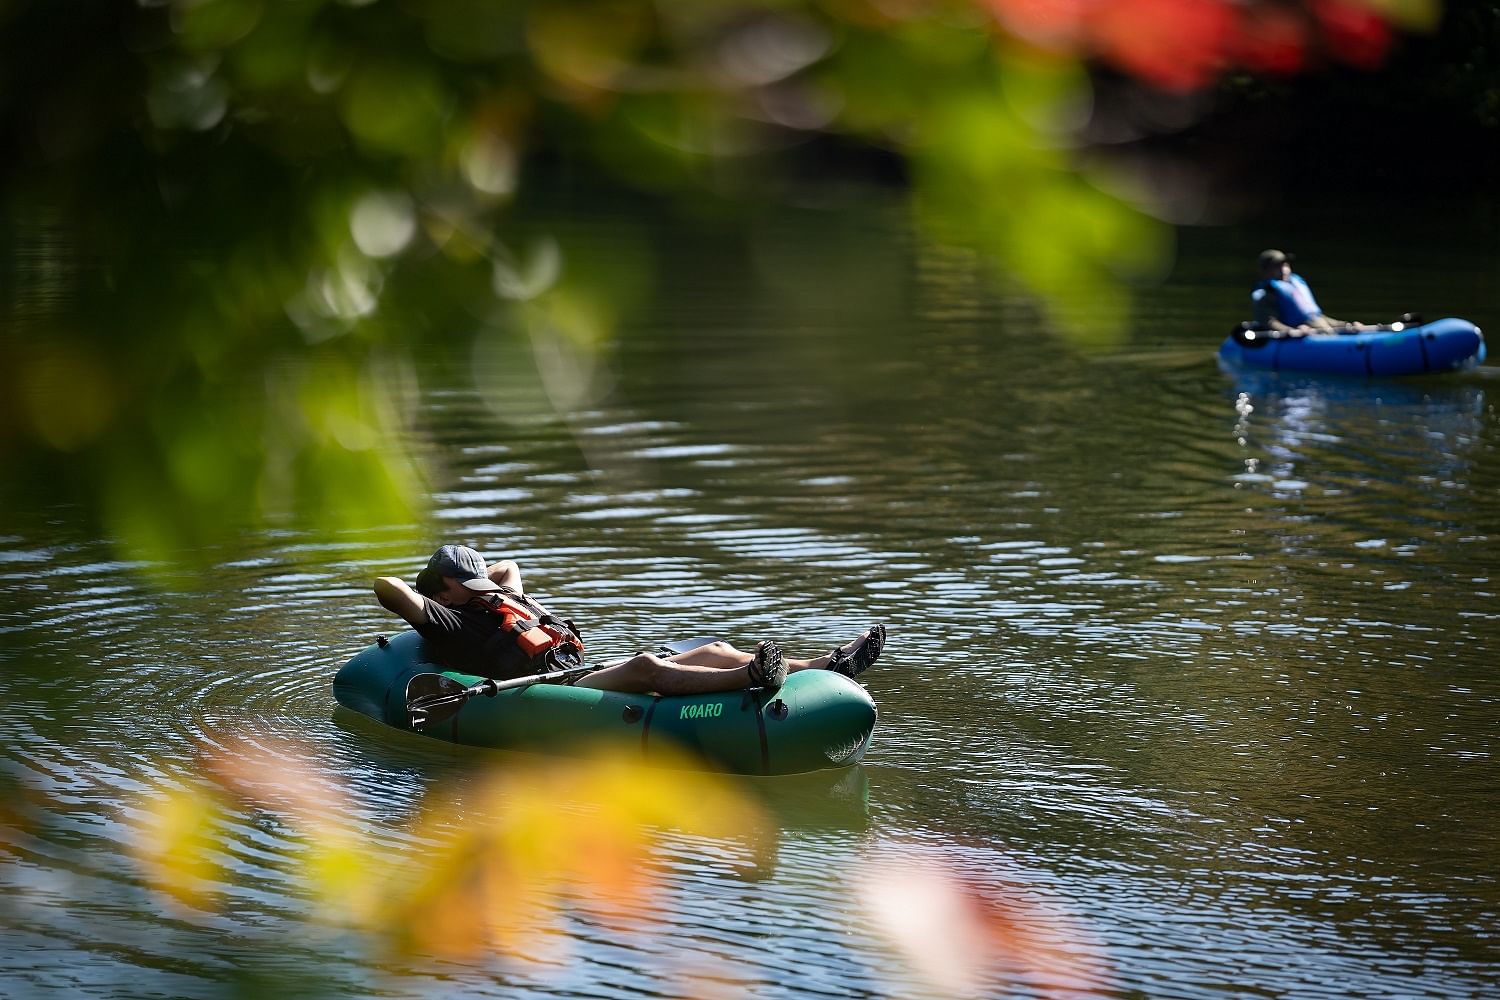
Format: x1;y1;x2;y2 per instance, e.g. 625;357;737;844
333;630;878;775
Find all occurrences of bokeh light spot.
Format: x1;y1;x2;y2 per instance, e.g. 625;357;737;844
350;191;417;259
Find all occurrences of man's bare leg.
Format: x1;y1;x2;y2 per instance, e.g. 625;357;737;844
575;641;785;694
665;628;883;674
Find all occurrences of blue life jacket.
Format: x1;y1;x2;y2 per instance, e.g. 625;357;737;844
1251;273;1323;326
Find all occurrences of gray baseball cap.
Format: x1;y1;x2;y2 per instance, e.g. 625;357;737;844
414;544;501;596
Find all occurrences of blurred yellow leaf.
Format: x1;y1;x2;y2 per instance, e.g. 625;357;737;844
128;741;769;963
134;786;229;915
527;3;653;91
1357;0;1441;31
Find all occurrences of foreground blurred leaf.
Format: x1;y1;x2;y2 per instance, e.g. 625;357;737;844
130;740;770;961
859;847;1113;997
134;784;232;914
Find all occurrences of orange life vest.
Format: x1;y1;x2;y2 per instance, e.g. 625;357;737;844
474;587;585;673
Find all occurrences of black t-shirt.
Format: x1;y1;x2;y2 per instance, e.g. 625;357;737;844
411;596;533;679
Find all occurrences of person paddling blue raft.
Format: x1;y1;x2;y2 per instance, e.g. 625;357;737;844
1251;249;1374;335
1220;250;1485;376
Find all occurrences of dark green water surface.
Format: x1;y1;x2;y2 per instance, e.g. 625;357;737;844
3;198;1498;998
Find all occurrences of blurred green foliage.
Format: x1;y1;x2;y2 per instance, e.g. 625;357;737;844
0;0;1446;569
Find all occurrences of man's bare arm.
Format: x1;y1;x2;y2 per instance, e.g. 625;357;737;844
488;560;560;614
487;560;522;593
374;576;428;626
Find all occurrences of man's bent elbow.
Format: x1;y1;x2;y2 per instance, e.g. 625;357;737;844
373;577;404;609
487;560;522;591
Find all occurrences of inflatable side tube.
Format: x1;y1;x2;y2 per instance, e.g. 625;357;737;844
1218;318;1484;376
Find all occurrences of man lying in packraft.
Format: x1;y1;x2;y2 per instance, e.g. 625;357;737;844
373;544;886;695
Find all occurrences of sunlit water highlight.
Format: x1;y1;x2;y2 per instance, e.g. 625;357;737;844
3;208;1499;999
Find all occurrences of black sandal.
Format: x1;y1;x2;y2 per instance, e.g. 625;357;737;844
829;624;886;678
748;641;786;689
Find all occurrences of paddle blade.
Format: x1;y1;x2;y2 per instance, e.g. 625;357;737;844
406;672;466;703
405;673;471;730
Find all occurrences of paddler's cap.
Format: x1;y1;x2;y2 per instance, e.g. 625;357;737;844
1258;248;1293;269
414;544;501;596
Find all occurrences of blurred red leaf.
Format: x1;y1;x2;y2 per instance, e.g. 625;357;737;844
983;0;1401;90
1234;6;1310;76
1089;0;1238;91
859;852;1112;997
1313;0;1393;68
984;0;1089;49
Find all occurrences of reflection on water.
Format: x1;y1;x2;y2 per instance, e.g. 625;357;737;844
3;210;1500;999
1227;373;1489;582
1230;369;1486;487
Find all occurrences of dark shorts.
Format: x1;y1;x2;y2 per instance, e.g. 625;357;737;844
537;648;594;686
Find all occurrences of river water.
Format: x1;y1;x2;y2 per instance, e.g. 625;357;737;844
3;197;1498;999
